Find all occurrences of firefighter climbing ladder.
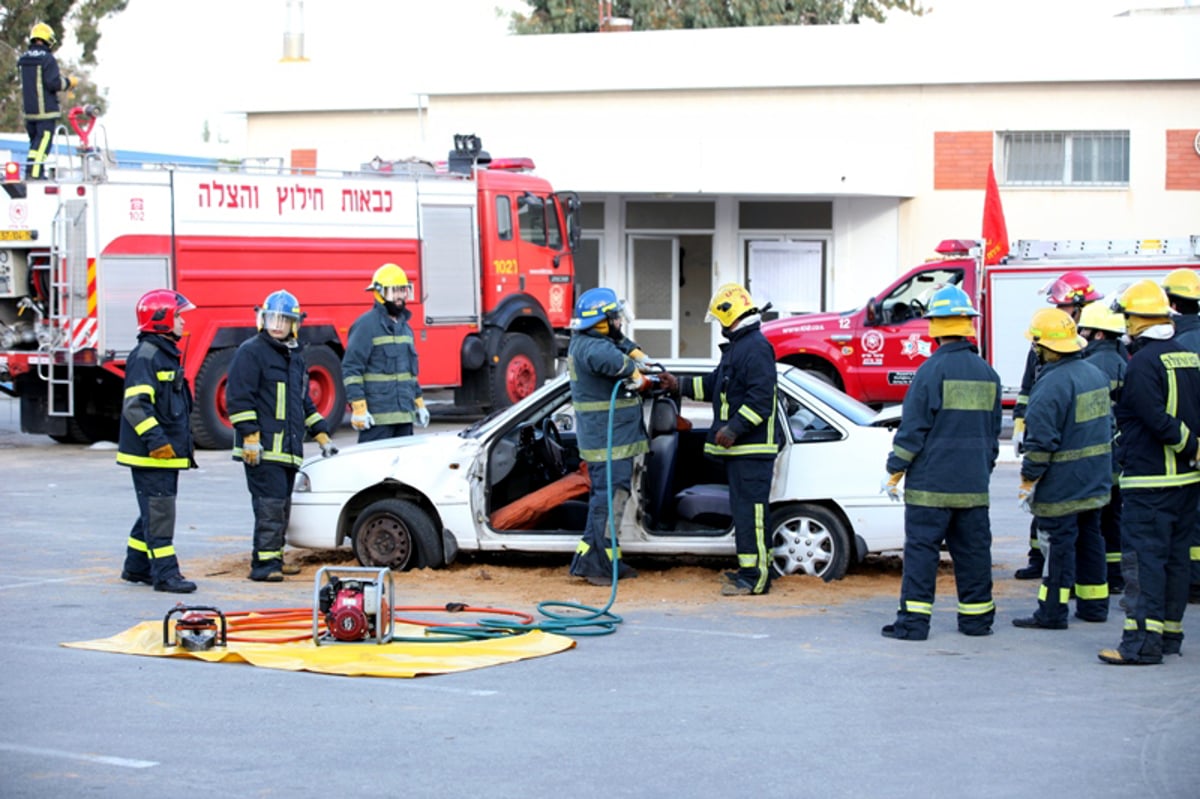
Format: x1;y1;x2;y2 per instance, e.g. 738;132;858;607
42;199;89;418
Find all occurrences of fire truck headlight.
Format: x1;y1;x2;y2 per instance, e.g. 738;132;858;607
294;472;311;493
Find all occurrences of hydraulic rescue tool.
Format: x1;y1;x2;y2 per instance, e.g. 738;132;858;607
312;566;395;645
162;604;228;651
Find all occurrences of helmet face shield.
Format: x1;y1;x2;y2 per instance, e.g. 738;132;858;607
262;310;297;339
380;284;412;304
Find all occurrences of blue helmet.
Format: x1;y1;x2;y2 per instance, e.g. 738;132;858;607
259;289;304;338
924;284;979;318
571;287;624;331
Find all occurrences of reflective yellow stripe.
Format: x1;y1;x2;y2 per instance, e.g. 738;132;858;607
126;538;148;553
1163;620;1183;634
275;382;286;420
580;440;649;463
1030;495;1110;516
373;410;414;424
1106;552;1123;563
718;393;729;421
690;376;705;401
1168;421;1191;453
134;417;159;435
1190;547;1200;561
753;503;769;593
575;540;591;555
257;549;284;560
155;371;176;382
1044;443;1112;463
738;405;764;425
738;554;758;567
1074;583;1109;600
1145;619;1164;634
1120;472;1200;489
305;412;323;427
892;444;916;463
116;452;189;468
1037;585;1072;604
363;373;416;383
903;600;932;615
124;385;155;401
370;335;413;346
1124;618;1138;631
957;600;995;615
576;398;641;412
344;376;364;386
229;410;256;424
149;544;176;559
903;489;990;508
942;379;997;411
1073;387;1110;423
704;442;778;457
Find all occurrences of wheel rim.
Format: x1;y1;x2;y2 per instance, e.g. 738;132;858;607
308;367;336;417
214;377;232;431
358;514;413;569
505;355;537;402
772;514;834;577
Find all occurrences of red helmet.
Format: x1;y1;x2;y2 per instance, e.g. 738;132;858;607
136;289;195;333
1045;270;1103;306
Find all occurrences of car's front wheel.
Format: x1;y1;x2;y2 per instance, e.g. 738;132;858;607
351;498;441;570
769;503;851;581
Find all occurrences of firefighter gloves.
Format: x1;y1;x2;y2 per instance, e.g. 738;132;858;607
1012;417;1026;457
350;399;374;431
243;432;262;467
625;370;652;393
149;443;176;460
316;432;338;458
414;397;430;428
1017;479;1036;514
881;471;904;502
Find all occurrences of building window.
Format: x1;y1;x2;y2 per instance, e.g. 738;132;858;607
1001;131;1129;186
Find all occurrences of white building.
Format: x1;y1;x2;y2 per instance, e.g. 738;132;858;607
237;8;1200;359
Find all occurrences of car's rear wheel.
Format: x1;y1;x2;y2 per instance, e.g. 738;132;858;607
351;498;441;570
769;503;851;581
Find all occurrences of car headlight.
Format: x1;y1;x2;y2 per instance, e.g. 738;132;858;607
294;471;311;493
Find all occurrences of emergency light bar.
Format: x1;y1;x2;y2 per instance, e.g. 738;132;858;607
935;239;979;256
487;157;536;172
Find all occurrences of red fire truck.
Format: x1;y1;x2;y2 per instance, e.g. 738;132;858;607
762;237;1200;406
0;131;580;448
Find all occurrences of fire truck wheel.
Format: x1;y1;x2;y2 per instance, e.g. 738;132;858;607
190;348;237;451
351;498;442;570
490;332;546;408
302;344;346;430
768;503;851;582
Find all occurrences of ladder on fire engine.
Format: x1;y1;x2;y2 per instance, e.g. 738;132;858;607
42;199;89;418
1014;237;1200;260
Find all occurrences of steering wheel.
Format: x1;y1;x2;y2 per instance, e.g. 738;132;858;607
908;299;926;318
537;417;567;479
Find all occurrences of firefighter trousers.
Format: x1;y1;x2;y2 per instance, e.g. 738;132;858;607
1101;485;1124;590
893;505;994;637
571;456;634;579
24;119;56;180
1116;484;1199;661
1033;510;1107;625
244;463;297;579
123;468;184;584
357;423;413;444
727;457;774;593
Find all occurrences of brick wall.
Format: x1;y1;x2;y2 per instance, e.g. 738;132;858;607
934;131;993;190
1166;130;1200;191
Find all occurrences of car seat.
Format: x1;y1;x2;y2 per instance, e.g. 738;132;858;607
643;396;680;529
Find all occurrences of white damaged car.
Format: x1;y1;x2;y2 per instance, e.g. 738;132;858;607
287;362;904;580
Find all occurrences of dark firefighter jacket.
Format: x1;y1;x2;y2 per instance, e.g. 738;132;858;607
1081;337;1127;480
227;331;330;467
568;329;647;464
886;339;1001;507
117;333;194;470
1173;313;1200;353
682;321;782;460
18;45;68;121
342;303;422;425
1020;354;1113;517
1115;335;1200;490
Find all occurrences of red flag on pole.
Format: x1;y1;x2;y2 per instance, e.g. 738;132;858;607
982;162;1009;265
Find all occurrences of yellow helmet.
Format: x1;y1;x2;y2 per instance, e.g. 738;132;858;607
1026;308;1084;354
1112;279;1171;317
1077;302;1125;335
705;283;757;327
30;22;56;46
1161;268;1200;301
366;263;409;290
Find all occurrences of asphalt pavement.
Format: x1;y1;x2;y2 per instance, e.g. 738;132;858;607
1;395;1197;799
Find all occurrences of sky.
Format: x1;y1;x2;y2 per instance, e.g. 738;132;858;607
66;0;1190;158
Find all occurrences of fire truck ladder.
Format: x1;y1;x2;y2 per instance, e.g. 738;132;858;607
41;199;90;418
1015;237;1200;260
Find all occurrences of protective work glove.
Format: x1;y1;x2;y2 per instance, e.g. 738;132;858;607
67;75;79;90
242;432;262;467
625;369;653;393
1017;479;1037;514
414;397;430;428
628;348;654;370
880;471;904;502
149;443;176;460
350;399;374;431
714;426;737;448
1012;418;1026;458
315;432;338;458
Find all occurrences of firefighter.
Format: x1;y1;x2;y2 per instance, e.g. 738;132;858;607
1078;302;1128;592
17;23;76;180
1012;271;1104;580
117;289;198;594
881;285;1001;639
1160;268;1200;605
1100;280;1200;664
227;290;338;582
342;263;428;443
1012;309;1112;630
567;287;675;585
679;283;781;596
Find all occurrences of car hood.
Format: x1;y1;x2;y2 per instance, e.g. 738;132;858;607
299;431;479;493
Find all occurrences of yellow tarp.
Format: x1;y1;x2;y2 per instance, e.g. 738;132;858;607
63;621;575;678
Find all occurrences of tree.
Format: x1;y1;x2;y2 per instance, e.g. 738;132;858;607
509;0;925;34
1;1;129;132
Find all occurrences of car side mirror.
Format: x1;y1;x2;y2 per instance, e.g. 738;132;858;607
866;299;879;325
